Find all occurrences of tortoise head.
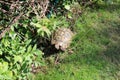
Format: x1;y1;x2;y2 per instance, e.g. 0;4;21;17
55;42;67;51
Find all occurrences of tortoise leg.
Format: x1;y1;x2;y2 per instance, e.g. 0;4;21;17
54;54;60;64
68;48;74;54
55;44;60;50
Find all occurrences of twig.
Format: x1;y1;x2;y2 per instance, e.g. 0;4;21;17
40;0;49;18
0;1;11;5
0;12;23;39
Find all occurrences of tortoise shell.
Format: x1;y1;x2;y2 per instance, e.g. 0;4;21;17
51;28;73;51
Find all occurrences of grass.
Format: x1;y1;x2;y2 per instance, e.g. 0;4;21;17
34;3;120;80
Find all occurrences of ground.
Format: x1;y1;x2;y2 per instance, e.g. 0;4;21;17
33;3;120;80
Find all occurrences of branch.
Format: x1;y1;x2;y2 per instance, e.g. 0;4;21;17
0;12;23;39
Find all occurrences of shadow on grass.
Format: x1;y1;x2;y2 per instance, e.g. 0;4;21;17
92;3;120;66
93;3;120;12
102;23;120;66
103;42;120;66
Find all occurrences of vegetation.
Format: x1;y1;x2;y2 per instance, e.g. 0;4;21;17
0;0;120;80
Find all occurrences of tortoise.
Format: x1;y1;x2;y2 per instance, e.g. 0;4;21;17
51;28;74;51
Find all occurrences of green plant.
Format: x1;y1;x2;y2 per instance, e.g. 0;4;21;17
0;31;44;80
30;16;70;38
30;18;53;37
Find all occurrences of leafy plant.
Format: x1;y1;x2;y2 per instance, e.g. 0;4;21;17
30;18;52;37
0;31;44;80
30;16;69;38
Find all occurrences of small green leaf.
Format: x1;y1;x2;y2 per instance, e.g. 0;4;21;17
5;56;11;62
14;55;23;63
27;45;32;53
68;14;72;19
32;44;37;51
34;49;44;56
11;25;14;31
37;28;42;33
41;32;44;37
2;39;10;47
30;22;42;28
0;50;2;55
65;5;70;10
25;39;31;45
2;62;8;73
5;71;13;79
9;31;17;39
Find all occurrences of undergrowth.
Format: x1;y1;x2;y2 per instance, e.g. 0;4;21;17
0;0;120;80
